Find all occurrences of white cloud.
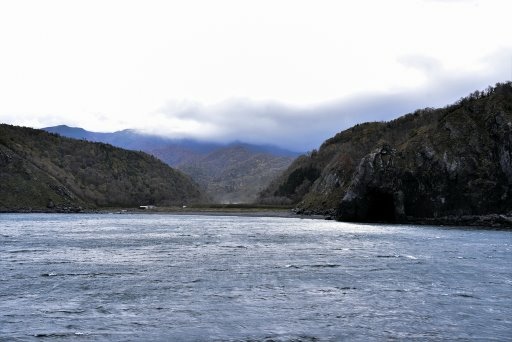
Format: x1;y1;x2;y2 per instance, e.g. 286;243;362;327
136;49;510;151
0;0;510;150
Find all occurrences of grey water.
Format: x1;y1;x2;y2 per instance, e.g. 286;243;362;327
0;214;511;341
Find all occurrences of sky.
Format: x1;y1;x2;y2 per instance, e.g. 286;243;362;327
0;0;510;151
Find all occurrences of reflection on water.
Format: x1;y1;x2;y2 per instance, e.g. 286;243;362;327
1;214;511;341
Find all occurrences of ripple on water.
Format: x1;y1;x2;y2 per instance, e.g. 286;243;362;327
0;213;510;341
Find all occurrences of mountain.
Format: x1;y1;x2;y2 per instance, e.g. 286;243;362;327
43;125;177;151
176;144;296;203
259;82;512;224
146;141;223;166
0;124;203;211
43;126;300;203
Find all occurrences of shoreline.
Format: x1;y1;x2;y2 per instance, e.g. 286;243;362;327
1;207;511;229
0;206;327;220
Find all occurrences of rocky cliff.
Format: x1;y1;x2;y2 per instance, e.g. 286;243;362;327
260;82;512;225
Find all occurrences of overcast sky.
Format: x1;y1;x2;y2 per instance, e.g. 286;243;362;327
0;0;510;151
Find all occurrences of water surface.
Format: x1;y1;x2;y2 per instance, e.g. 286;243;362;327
1;214;511;341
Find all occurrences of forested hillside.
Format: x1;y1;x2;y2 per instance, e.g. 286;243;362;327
44;126;298;204
176;144;295;203
0;124;203;211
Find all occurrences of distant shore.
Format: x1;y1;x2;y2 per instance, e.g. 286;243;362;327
0;205;327;220
1;206;511;229
105;206;330;220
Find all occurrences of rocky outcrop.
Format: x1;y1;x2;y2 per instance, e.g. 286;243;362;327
260;82;512;226
338;93;512;223
338;145;406;222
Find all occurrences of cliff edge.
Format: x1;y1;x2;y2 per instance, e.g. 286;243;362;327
259;82;512;227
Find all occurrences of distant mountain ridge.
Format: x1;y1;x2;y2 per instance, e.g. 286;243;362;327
43;125;193;151
43;125;300;157
43;125;301;203
0;124;203;211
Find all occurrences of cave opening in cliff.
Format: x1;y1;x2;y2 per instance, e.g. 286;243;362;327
366;189;396;223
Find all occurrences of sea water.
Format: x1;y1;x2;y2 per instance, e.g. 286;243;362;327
0;213;510;341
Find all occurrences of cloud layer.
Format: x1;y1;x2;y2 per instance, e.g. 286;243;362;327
0;1;510;151
140;50;511;151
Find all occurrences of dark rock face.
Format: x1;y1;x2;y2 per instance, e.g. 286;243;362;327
338;98;512;223
338;114;512;222
338;145;404;222
261;82;512;226
46;200;55;209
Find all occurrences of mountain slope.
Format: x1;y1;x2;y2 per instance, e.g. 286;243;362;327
177;144;296;203
259;82;512;223
43;126;299;204
0;124;203;211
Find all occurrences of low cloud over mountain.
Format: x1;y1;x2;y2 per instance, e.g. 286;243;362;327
3;50;510;152
145;51;510;151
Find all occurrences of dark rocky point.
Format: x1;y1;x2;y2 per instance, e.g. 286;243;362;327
260;82;512;227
